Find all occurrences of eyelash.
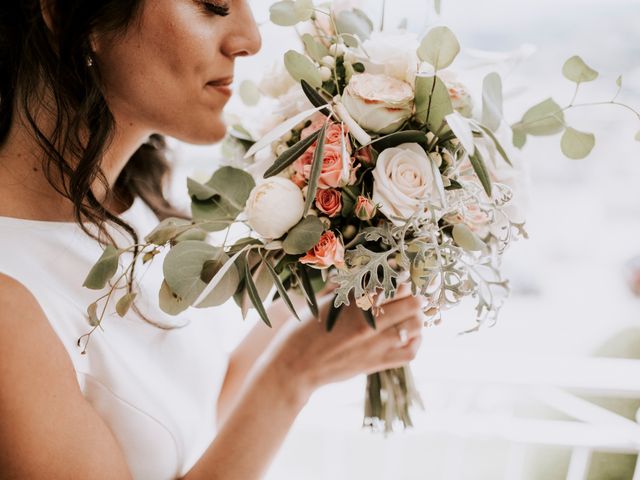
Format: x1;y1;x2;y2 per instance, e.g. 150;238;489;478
200;0;230;16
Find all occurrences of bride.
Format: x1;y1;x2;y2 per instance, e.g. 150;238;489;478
0;1;424;478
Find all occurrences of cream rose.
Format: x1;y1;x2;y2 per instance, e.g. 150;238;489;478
372;143;439;225
245;177;305;239
341;73;414;134
347;32;420;84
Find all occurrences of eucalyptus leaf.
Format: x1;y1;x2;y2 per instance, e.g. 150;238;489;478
481;72;503;131
452;224;485;251
335;9;373;41
414;74;453;132
417;26;460;71
187;177;219;201
303;123;327;215
635;131;640;142
244;105;326;158
206;166;255;211
517;98;565;136
560;127;595;159
239;79;261;106
264;129;321;178
283;216;324;255
477;124;513;166
445;111;474;155
270;0;304;26
159;280;190;315
294;0;314;20
83;245;121;290
616;75;623;88
434;0;442;14
302;33;330;63
469;149;492;197
512;127;527;149
284;50;322;88
145;217;193;245
244;257;272;327
562;55;598;83
115;292;137;317
87;303;99;326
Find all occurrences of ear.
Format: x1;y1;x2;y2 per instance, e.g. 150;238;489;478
39;0;55;33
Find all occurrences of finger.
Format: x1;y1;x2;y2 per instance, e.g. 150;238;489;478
362;335;423;375
373;296;424;330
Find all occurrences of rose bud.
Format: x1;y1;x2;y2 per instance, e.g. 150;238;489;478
355;195;377;221
315;188;342;217
245;177;304;239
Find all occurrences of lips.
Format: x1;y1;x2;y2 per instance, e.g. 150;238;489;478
206;76;233;97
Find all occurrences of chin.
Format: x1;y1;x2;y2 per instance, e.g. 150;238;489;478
171;117;228;145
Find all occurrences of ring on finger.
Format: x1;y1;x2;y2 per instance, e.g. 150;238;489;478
393;324;409;346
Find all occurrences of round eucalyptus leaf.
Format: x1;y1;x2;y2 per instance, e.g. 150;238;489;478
163;240;238;309
283;216;324;255
512;127;527;149
284;50;322;88
414;74;453;132
302;33;329;62
115;292;137;317
561;127;595;159
294;0;314;21
159;280;190;315
207;166;256;211
239;79;261;106
335;9;373;41
635;131;640;142
562;55;598;83
83;245;121;290
145;217;193;244
519;98;565;136
452;224;485;252
417;26;460;70
197;251;240;308
270;1;302;26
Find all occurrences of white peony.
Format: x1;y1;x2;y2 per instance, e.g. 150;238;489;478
342;73;414;134
347;32;420;84
274;84;314;119
372;143;439;225
259;61;297;98
245;177;305;239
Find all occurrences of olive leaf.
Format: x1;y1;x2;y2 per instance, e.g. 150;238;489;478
446;111;474;155
303;122;327;216
560;127;595;159
476;123;513;167
371;130;428;152
284;50;322;88
283;216;324;255
469;149;492;197
83;245;121;290
326;299;343;332
239;79;260;106
562;55;598;84
417;26;460;71
244;256;272;327
334;244;398;308
452;224;485;251
261;252;301;321
481;72;503;132
294;264;319;318
263;129;321;178
300;79;331;116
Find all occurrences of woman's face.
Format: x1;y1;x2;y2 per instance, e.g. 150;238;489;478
94;0;261;144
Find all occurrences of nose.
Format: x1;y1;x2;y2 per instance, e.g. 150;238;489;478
224;0;262;58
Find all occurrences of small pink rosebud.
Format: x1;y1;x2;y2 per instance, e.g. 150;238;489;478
355;195;377;221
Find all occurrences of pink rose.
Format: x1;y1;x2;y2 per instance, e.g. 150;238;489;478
291;146;344;189
300;231;345;269
302;119;351;153
355;195;377;221
315;189;342;217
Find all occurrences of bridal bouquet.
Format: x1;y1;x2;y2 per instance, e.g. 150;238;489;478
82;0;638;432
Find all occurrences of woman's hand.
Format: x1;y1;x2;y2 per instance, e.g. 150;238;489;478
271;284;425;400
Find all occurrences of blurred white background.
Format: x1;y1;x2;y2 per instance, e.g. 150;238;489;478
171;0;640;478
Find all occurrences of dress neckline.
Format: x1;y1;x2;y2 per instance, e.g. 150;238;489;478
0;196;144;230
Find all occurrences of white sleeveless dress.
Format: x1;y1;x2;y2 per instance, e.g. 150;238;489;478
0;197;237;479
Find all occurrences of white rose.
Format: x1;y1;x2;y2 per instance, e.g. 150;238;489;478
259;61;297;98
348;32;419;84
372;143;439;225
245;177;305;239
342;73;414;134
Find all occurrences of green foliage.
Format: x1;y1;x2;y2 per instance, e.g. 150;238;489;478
515;98;565;136
264;129;321;178
159;280;190;315
303;123;327;215
372;130;428;152
562;55;598;83
284;50;322;88
83;245;121;290
481;72;503;132
239;79;261;106
469;149;492;197
415;75;453;133
477;124;513;166
145;217;194;245
243;257;272;327
115;292;136;317
270;0;313;26
283;216;324;255
561;127;595;159
452;224;485;251
335;9;373;41
417;26;460;70
302;34;329;62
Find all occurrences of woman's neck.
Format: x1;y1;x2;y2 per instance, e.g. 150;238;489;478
0;111;151;221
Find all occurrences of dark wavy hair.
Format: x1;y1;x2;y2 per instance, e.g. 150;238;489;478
0;1;184;246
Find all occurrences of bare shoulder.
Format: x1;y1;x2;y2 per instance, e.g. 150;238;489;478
0;273;132;479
